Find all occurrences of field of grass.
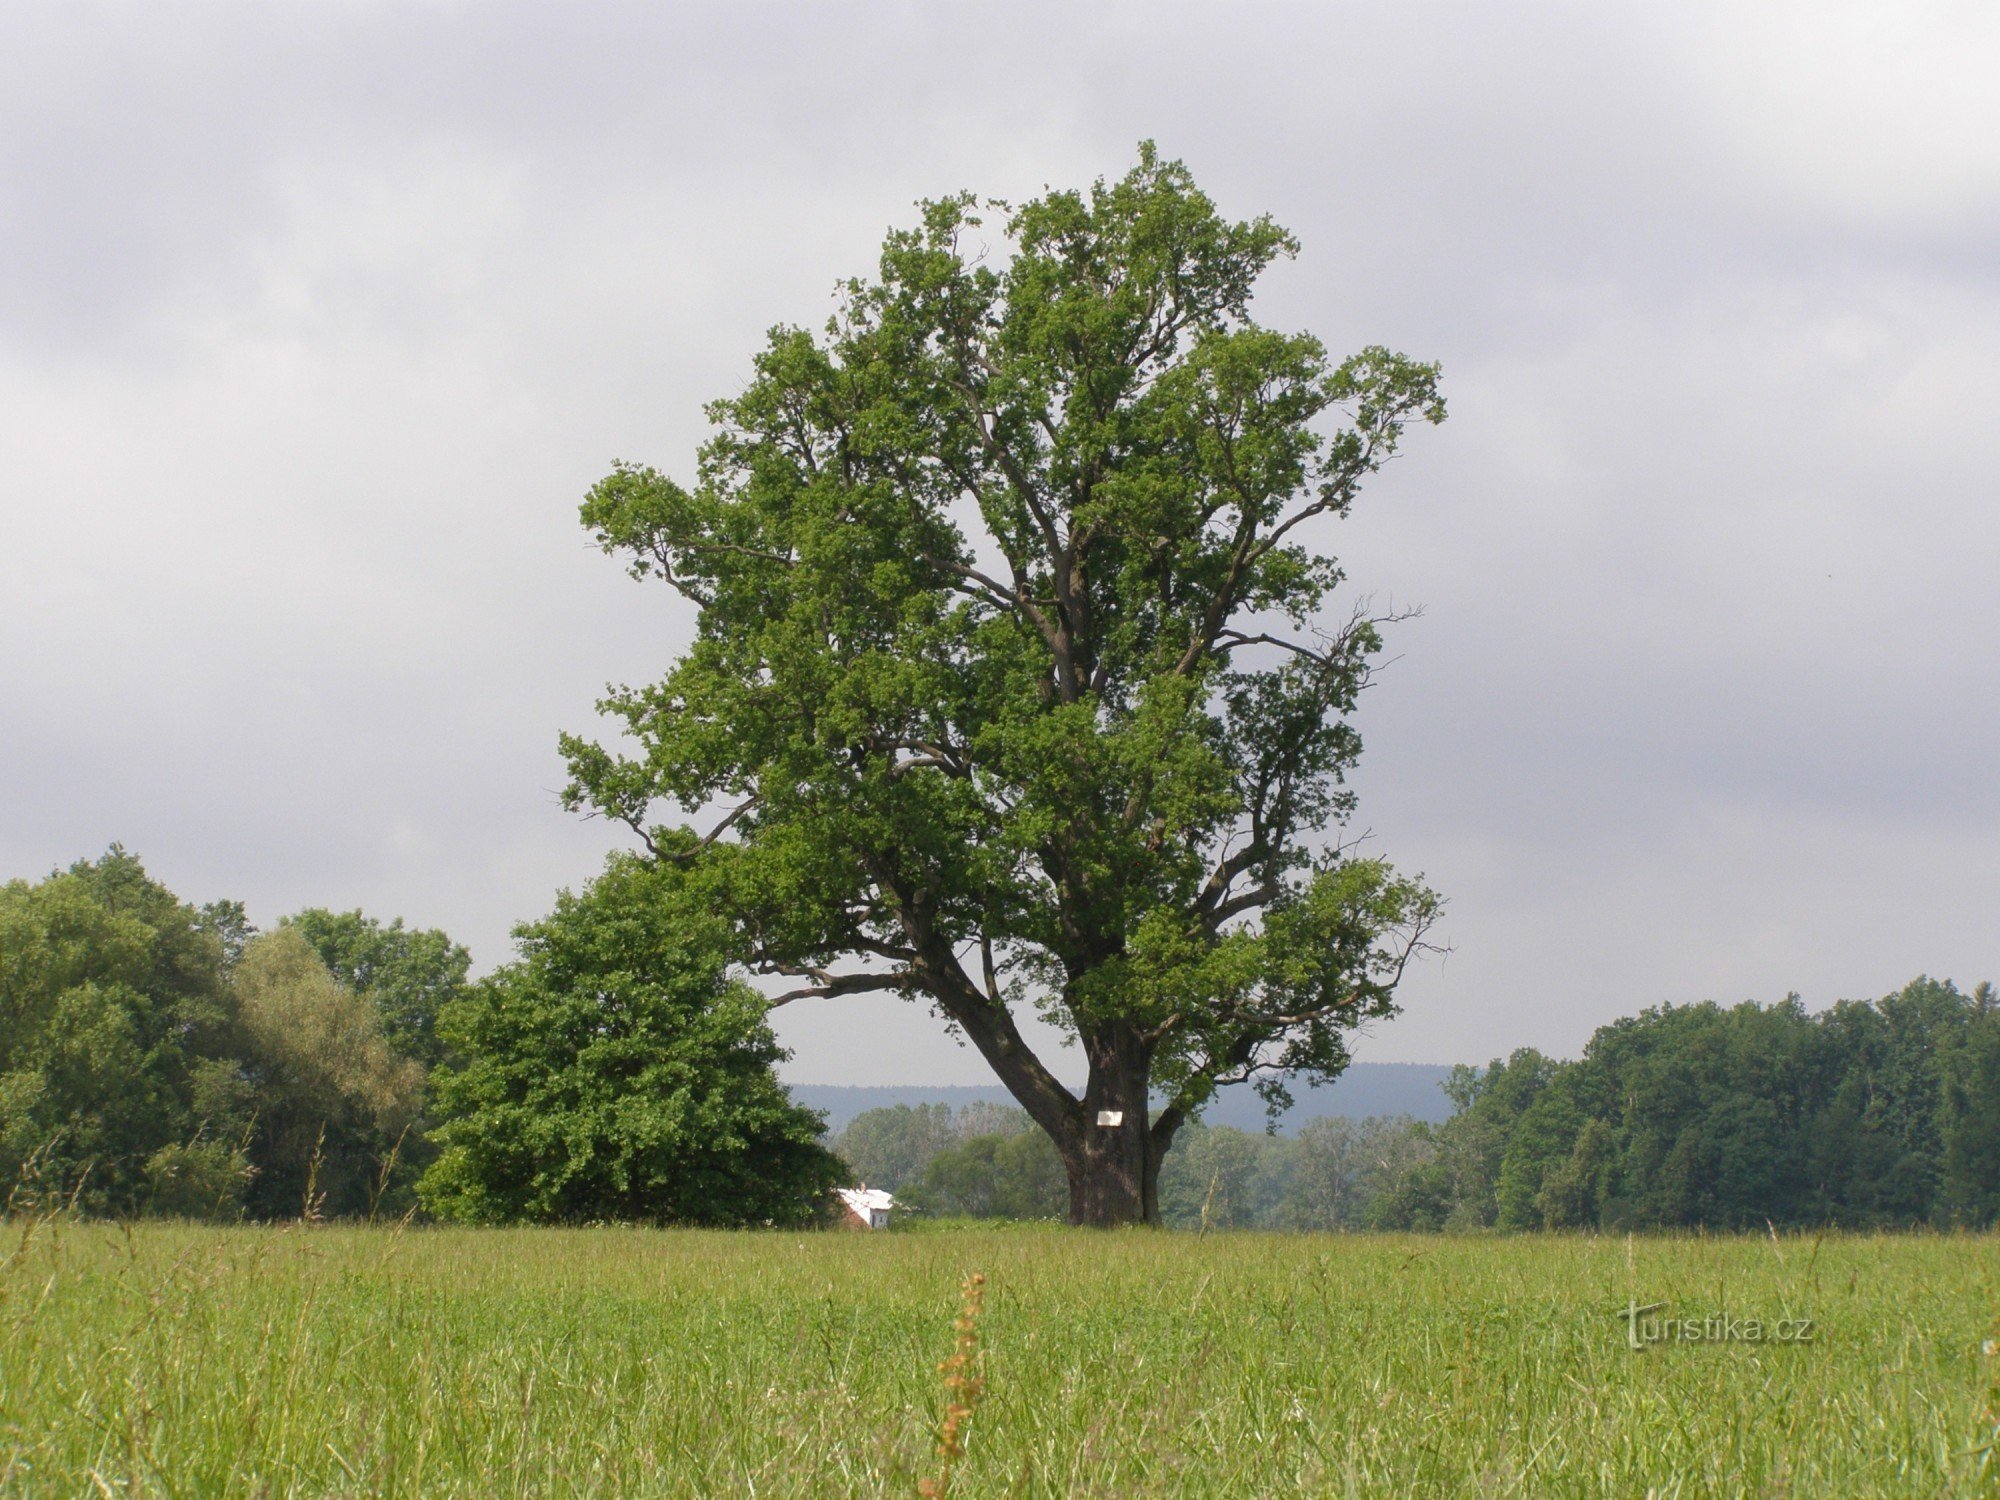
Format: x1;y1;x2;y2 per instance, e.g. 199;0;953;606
1;1217;1995;1496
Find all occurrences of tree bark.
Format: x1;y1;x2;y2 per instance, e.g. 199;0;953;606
1063;1020;1161;1227
931;961;1180;1228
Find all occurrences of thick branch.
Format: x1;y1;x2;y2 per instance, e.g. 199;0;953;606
857;848;1083;1146
920;945;1084;1148
769;968;920;1006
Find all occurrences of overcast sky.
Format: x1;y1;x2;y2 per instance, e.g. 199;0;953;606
4;1;1995;1084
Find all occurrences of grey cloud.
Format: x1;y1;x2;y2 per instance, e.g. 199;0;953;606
2;0;1994;1082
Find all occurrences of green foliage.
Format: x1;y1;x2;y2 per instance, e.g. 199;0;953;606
1145;1116;1436;1231
235;931;423;1133
1369;1049;1554;1231
0;847;462;1223
1157;1124;1286;1228
831;1101;1035;1193
1495;1072;1589;1229
560;144;1445;1222
1534;1118;1616;1230
194;899;256;970
903;1129;1066;1219
1124;975;2000;1238
1382;977;2000;1232
418;855;844;1226
144;1139;253;1219
828;1106;1438;1229
0;849;239;1213
233;928;426;1219
1285;1114;1438;1231
255;907;469;1215
831;1103;958;1192
282;908;470;1068
1938;985;2000;1226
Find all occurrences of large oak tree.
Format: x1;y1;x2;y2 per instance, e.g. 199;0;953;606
564;146;1444;1225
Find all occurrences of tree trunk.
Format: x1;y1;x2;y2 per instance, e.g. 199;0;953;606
943;975;1180;1228
1063;1021;1161;1227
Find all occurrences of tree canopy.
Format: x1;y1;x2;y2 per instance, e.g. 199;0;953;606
0;849;238;1213
1366;978;2000;1232
233;926;426;1218
562;144;1445;1224
0;849;445;1220
418;855;845;1226
282;908;470;1068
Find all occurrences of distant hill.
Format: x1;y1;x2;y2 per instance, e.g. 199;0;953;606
790;1063;1458;1136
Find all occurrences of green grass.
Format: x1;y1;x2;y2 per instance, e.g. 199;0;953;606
2;1219;1995;1496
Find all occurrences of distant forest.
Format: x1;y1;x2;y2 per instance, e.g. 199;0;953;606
5;849;1994;1230
792;1066;1458;1136
838;977;2000;1231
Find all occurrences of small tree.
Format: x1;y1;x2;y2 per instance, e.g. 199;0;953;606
233;928;425;1217
418;855;843;1226
564;145;1444;1225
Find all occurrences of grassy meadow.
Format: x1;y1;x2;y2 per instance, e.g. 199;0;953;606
1;1218;1995;1497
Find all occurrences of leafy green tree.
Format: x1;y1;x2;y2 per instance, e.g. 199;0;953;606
1595;1000;1820;1228
282;908;470;1068
1495;1072;1592;1229
0;849;244;1213
1364;1133;1456;1231
1534;1117;1616;1229
1401;1049;1556;1229
1805;990;1955;1225
953;1100;1035;1139
1283;1114;1432;1230
232;928;426;1218
1937;984;2000;1227
1294;1118;1363;1228
145;1139;255;1219
1157;1124;1293;1228
418;855;844;1226
194;899;257;970
832;1100;1035;1192
561;145;1444;1225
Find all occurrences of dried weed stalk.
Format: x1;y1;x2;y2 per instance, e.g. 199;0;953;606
918;1270;987;1499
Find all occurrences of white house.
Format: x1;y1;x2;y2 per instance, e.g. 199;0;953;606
835;1185;895;1230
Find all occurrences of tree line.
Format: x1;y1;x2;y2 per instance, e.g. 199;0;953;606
830;1102;1432;1229
1379;978;2000;1232
833;977;2000;1231
6;847;1993;1231
0;847;841;1226
1;848;456;1219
